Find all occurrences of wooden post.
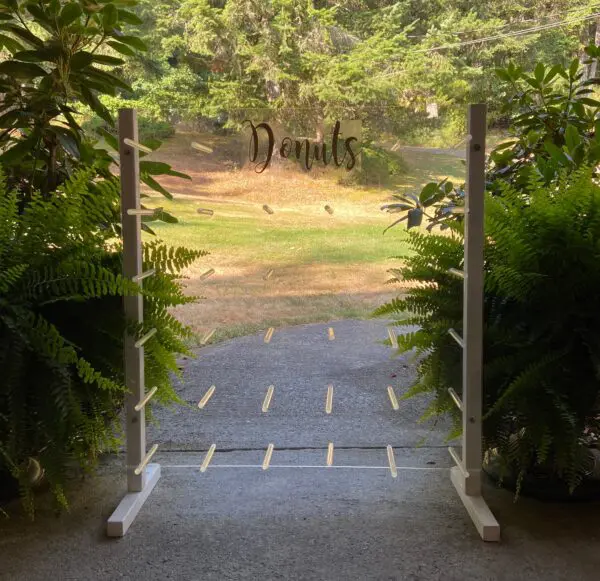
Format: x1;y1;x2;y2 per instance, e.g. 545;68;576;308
107;109;161;537
462;103;486;497
119;108;146;493
449;104;500;542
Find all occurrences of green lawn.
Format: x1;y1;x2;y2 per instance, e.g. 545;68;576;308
148;198;407;265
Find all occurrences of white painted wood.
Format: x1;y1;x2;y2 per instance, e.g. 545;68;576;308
448;447;469;478
119;108;146;494
134;327;157;349
135;444;159;476
447;387;463;412
133;269;156;283
451;467;500;542
448;267;464;279
448;328;464;348
127;208;157;216
106;464;161;537
134;386;158;412
123;137;152;153
448;104;500;542
462;103;486;497
107;109;161;538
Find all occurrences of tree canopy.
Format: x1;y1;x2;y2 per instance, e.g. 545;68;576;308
106;0;599;141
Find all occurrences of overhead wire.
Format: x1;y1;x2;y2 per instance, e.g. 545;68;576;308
404;2;600;39
379;10;600;79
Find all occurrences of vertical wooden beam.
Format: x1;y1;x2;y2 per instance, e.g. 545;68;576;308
462;104;486;496
108;108;161;537
119;108;146;493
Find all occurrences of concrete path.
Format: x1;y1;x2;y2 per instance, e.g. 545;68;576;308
150;319;440;450
1;320;599;581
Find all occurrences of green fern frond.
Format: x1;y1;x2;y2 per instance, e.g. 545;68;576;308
375;166;600;496
0;168;204;515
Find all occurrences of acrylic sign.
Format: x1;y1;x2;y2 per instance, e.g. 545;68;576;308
244;120;359;173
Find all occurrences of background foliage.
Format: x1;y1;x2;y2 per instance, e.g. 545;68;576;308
0;169;205;513
376;51;600;494
0;0;207;514
382;52;600;231
96;0;600;144
376;168;600;493
0;0;185;227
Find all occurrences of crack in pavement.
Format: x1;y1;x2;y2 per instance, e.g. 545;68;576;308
120;445;451;453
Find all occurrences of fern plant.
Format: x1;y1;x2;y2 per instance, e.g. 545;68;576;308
0;168;206;515
376;167;600;495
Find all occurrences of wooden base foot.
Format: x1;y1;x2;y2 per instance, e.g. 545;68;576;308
451;466;500;542
106;463;161;537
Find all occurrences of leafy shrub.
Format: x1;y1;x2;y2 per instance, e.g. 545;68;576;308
83;114;175;143
0;0;183;220
383;50;600;231
0;169;206;514
137;118;175;141
489;54;600;190
401;109;466;149
340;143;407;186
376;167;600;493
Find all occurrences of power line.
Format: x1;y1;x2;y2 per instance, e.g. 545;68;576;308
405;2;600;39
417;12;600;54
379;11;600;79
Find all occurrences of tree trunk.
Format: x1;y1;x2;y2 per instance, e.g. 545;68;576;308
315;113;325;144
587;18;600;80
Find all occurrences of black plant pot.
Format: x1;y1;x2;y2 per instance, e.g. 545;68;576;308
0;469;19;503
483;450;600;502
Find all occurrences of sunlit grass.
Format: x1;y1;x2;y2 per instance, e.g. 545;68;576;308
146;196;408;266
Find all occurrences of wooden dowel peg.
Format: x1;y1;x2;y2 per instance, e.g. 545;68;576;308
388;327;398;348
448;328;464;348
262;204;274;215
325;385;333;414
127;208;160;217
328;327;335;341
134;328;157;348
324;205;334;215
448;387;463;412
134;444;159;475
200;268;215;281
262;385;275;412
448;268;464;279
123;138;153;154
386;445;398;478
450;134;472;150
200;444;216;472
264;327;274;343
191;142;214;154
132;269;155;283
197;208;214;216
448;447;470;478
198;385;216;409
327;443;334;467
201;329;216;345
387;386;399;411
262;443;274;470
134;386;158;412
263;269;274;280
